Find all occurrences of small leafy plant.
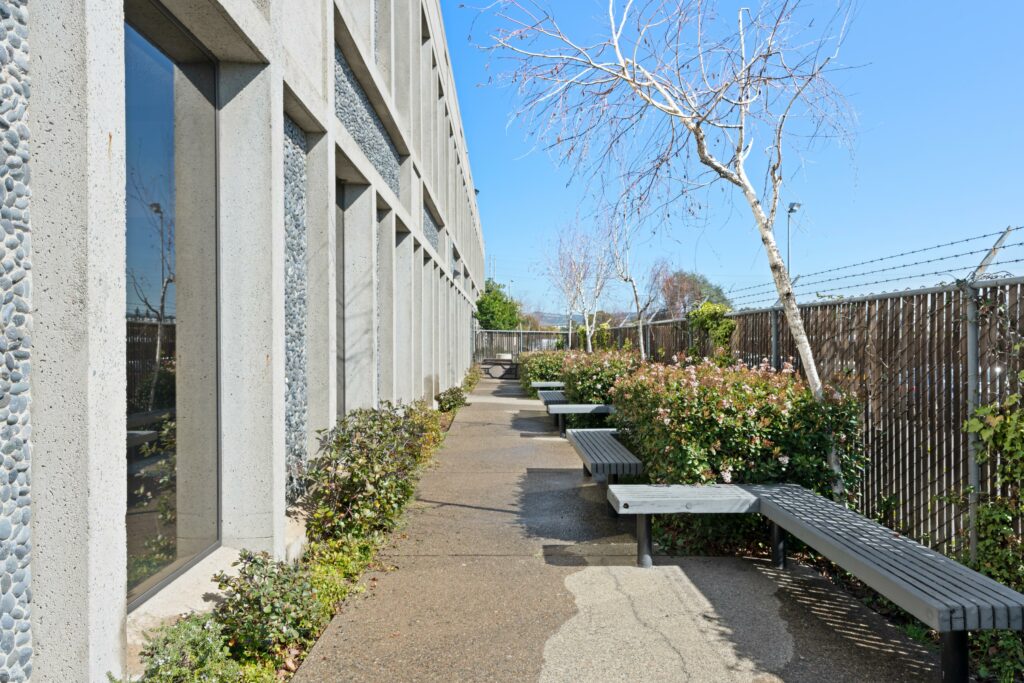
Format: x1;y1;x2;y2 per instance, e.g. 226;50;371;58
436;386;468;413
127;613;276;683
213;551;327;667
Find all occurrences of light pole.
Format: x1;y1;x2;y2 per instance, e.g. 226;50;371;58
786;202;801;273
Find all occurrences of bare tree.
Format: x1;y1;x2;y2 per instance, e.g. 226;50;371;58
605;214;664;360
128;169;175;413
549;228;611;352
660;270;730;318
491;0;853;494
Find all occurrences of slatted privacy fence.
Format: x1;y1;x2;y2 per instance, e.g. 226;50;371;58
126;318;177;412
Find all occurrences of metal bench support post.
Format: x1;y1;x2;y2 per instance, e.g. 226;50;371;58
637;514;653;568
558;413;566;437
940;631;967;683
582;464;591;477
770;522;786;569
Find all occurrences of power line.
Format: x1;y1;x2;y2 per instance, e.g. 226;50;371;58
725;228;1015;297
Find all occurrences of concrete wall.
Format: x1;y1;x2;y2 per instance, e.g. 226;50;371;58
20;0;485;678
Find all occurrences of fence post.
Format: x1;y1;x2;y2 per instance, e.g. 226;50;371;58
963;282;981;563
770;308;781;370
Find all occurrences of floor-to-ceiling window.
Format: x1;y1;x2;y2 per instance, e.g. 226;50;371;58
124;4;218;608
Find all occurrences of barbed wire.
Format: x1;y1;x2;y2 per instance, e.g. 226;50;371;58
725;227;1015;297
734;255;1024;310
729;241;1024;304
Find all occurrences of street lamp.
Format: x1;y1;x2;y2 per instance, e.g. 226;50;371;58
786;202;801;273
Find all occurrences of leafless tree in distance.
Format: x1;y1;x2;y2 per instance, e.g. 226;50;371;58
605;211;665;360
549;227;611;352
490;0;854;494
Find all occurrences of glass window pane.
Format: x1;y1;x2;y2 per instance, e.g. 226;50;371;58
124;17;218;606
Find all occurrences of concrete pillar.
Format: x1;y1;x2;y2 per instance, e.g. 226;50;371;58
306;132;337;439
339;182;377;410
217;63;286;557
31;3;128;679
413;244;424;399
395;230;415;402
376;209;396;402
173;62;219;558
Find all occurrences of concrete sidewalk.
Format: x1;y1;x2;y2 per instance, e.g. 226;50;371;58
295;379;939;682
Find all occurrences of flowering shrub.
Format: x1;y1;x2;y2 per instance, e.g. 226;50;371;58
519;350;567;397
562;350;643;404
611;358;863;552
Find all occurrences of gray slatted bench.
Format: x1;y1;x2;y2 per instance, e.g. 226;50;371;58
608;482;1024;681
531;381;565;389
607;484;760;568
537;390;568;429
566;428;643;483
548;403;614;436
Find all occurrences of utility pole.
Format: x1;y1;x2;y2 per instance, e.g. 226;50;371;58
964;225;1014;562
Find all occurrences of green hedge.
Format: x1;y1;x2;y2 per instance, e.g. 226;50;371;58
611;359;863;553
518;350;567;397
562;350;642;404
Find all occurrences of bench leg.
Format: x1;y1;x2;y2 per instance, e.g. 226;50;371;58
558;413;566;437
940;631;968;683
770;522;786;569
609;473;619;485
582;464;591;477
637;514;653;568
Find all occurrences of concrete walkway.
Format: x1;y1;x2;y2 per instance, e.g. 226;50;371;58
295;379;939;682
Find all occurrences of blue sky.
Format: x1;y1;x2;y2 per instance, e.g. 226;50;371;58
441;1;1024;312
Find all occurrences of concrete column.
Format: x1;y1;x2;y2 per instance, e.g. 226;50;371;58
306;132;337;439
217;63;286;557
376;209;396;402
339;182;377;409
173;63;218;558
394;230;415;402
31;3;128;679
413;244;424;399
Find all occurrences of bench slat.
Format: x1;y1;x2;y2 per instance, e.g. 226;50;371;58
531;381;565;389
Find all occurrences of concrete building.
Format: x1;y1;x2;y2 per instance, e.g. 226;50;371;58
0;0;484;678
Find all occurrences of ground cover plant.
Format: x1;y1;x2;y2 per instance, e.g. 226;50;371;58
518;350;566;397
128;399;449;681
610;358;863;553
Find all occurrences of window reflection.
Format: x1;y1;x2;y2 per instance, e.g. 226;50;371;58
125;16;218;607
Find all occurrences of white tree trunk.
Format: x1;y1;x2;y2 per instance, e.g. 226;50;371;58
630;280;646;360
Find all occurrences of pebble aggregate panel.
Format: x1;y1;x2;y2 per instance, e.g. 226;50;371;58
0;1;32;680
333;44;400;195
422;205;440;252
283;116;309;504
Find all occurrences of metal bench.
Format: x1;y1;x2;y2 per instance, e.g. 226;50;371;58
537;390;568;429
609;482;1024;681
531;381;565;389
566;429;643;483
750;484;1024;681
607;484;760;568
547;402;614;436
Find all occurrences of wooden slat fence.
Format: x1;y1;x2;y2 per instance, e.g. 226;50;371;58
473;330;566;361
